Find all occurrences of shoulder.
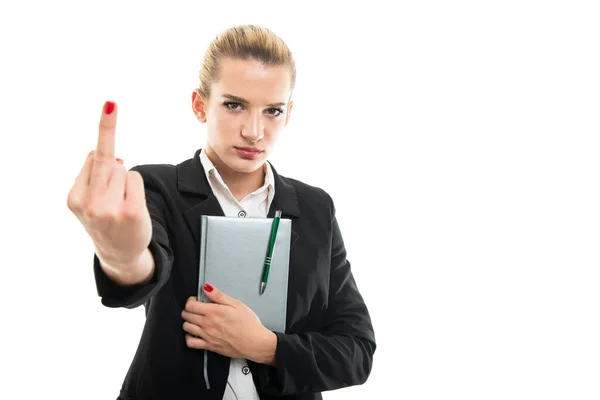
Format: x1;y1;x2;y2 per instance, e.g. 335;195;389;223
283;175;333;205
130;164;177;185
278;173;336;218
130;163;177;179
129;162;179;193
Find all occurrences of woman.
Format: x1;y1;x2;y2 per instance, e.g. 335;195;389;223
67;25;376;400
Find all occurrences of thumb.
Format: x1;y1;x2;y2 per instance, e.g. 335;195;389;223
203;283;236;306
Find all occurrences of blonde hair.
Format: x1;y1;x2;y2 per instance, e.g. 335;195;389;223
197;25;296;100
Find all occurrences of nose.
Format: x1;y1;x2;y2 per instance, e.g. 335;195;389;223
241;110;264;143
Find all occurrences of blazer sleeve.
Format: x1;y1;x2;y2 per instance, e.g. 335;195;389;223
93;165;174;309
252;205;376;395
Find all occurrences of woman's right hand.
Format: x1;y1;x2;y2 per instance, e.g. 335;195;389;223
67;101;152;271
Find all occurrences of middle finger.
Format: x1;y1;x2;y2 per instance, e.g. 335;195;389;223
89;101;118;193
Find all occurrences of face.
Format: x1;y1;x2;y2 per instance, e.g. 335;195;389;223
192;57;294;175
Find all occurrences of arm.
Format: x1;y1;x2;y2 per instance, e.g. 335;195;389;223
93;165;174;309
96;246;155;286
252;210;376;395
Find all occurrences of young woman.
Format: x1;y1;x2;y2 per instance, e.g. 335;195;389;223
67;24;376;400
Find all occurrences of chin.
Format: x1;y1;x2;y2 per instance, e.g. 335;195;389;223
226;154;265;174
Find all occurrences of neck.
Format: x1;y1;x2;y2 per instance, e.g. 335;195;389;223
206;150;266;201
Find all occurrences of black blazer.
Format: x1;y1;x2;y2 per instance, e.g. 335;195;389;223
93;149;376;400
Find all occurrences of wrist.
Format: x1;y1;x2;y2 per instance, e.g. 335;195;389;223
95;243;144;268
96;246;154;286
249;328;278;366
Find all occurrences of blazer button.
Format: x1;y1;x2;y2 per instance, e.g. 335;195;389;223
242;366;250;375
238;210;247;218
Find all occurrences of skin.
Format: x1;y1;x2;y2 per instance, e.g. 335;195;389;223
67;57;293;366
67;103;155;287
191;57;294;200
183;57;296;365
183;286;278;365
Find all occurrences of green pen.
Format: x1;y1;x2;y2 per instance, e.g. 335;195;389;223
261;210;282;295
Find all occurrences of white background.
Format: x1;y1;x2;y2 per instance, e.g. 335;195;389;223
1;1;599;399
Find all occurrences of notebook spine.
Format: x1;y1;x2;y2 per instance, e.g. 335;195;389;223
198;215;209;303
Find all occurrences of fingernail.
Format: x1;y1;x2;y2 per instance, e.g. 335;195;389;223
116;158;123;163
104;101;115;115
204;283;213;292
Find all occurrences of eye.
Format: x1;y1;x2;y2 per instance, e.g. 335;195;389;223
223;102;243;111
265;107;284;117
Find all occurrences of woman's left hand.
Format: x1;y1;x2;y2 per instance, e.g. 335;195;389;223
181;283;277;365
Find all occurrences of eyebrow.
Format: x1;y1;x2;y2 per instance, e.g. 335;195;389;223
222;94;286;108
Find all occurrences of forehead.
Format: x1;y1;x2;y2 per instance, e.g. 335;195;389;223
212;58;292;102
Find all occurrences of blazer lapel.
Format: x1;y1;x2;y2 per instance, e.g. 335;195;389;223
267;162;300;248
177;149;225;244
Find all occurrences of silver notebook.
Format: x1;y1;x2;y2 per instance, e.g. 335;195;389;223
197;215;291;332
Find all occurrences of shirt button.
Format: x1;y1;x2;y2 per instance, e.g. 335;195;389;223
238;210;246;218
242;366;250;375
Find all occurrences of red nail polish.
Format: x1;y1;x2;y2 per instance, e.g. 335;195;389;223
204;283;213;292
104;101;115;115
116;158;123;163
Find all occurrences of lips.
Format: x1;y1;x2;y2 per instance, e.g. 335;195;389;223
235;147;262;159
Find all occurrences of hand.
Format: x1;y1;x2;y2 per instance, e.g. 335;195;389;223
182;284;277;365
67;101;152;268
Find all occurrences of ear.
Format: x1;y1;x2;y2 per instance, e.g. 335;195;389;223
192;89;207;123
284;100;293;127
